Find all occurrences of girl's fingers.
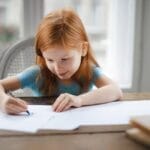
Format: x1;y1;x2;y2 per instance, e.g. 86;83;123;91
52;94;66;111
9;98;27;109
55;96;70;112
63;103;72;111
5;98;28;114
6;104;27;114
15;98;28;109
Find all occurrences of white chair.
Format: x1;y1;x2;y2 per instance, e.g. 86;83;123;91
0;37;36;96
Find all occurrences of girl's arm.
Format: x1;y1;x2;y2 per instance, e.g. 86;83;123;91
79;75;123;106
0;76;20;101
52;75;123;112
0;76;27;114
0;76;21;92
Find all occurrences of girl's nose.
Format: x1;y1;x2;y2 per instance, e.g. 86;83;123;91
54;62;63;71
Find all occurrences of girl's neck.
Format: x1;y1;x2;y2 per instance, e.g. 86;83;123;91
58;78;73;85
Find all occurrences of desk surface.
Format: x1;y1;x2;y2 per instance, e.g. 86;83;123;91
0;93;149;150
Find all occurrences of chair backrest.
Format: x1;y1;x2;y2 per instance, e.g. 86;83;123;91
0;37;36;96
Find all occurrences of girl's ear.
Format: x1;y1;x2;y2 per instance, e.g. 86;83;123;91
81;42;88;56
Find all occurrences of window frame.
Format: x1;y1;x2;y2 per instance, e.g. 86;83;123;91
124;0;143;92
23;0;43;38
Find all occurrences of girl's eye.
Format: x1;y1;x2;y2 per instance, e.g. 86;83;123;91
61;58;68;61
48;59;53;62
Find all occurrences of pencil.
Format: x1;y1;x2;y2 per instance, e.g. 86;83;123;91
26;110;30;115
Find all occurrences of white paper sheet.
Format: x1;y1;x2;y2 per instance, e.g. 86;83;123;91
0;105;52;133
42;100;150;130
0;100;150;132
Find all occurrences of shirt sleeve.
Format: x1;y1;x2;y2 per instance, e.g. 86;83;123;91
92;67;103;82
16;65;40;89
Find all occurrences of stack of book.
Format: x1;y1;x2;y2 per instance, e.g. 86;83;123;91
126;115;150;147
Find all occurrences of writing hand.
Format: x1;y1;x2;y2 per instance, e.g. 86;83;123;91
52;93;82;112
1;95;28;114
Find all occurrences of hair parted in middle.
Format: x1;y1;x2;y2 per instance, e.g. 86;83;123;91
35;8;99;96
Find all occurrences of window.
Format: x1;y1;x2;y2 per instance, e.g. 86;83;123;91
0;0;23;57
106;0;137;89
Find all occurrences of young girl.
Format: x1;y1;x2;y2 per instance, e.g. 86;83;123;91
0;8;122;114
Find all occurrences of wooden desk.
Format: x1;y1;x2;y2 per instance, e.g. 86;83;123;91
0;93;149;150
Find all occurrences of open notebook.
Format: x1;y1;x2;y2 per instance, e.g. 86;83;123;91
0;100;150;133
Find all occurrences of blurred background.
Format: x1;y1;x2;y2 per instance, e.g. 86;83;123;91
0;0;150;92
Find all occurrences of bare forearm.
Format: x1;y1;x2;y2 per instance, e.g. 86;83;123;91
0;83;6;96
0;83;8;106
79;84;123;106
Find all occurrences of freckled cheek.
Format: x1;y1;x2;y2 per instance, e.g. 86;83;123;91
45;62;54;72
63;63;72;70
70;59;81;72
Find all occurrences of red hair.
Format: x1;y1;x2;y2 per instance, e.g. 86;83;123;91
35;8;99;96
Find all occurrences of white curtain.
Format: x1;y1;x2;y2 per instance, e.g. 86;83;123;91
106;0;136;88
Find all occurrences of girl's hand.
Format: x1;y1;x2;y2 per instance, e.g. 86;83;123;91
1;95;28;114
52;93;82;112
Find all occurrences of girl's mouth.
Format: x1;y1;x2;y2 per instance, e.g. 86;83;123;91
58;71;68;76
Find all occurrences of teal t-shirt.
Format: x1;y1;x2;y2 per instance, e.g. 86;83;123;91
17;65;103;96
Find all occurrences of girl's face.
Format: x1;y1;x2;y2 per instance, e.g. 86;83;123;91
42;46;83;80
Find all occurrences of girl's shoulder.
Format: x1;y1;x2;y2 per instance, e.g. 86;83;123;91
91;66;103;82
16;65;41;88
25;65;41;72
18;65;41;75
